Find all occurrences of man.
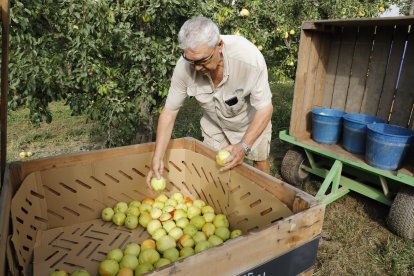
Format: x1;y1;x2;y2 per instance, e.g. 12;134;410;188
146;16;273;183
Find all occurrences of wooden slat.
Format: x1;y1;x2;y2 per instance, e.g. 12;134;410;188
377;26;409;121
345;27;375;113
303;16;414;29
0;167;12;276
313;33;331;107
289;30;312;137
322;32;341;107
296;32;323;139
331;27;358;110
389;30;414;127
360;26;394;115
0;0;10;186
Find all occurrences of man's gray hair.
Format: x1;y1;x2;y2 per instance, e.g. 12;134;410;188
178;16;220;50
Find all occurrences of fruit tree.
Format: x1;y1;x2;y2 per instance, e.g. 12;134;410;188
8;0;406;146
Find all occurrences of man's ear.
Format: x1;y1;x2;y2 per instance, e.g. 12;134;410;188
218;39;223;50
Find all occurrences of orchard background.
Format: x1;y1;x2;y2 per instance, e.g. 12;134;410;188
8;0;411;146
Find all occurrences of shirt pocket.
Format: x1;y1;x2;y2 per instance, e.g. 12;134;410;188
191;86;215;113
222;88;247;117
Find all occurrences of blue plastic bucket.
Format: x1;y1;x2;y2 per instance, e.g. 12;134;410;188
366;123;414;170
342;114;385;154
312;108;346;144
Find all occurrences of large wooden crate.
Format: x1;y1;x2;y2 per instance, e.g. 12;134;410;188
290;16;414;175
0;138;324;275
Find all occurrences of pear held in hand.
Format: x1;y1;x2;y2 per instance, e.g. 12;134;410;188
216;150;231;167
150;177;166;192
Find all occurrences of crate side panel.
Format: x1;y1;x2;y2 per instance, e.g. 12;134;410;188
225;172;293;232
155;205;325;276
323;32;342;107
10;172;48;275
345;27;375;113
177;150;293;230
389;30;414;127
377;26;409;121
290;30;313;137
166;148;230;211
332;27;358;110
360;26;394;115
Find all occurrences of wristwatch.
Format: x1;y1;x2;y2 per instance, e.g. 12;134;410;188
241;139;251;156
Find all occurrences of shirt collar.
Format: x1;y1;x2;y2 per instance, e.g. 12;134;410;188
221;37;230;83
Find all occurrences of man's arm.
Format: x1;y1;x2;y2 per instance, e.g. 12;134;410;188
220;103;273;171
146;107;179;184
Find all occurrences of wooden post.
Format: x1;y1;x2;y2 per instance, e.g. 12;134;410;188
0;0;9;186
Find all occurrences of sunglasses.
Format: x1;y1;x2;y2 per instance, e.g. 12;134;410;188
182;47;216;65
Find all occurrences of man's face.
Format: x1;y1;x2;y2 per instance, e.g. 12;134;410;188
182;40;223;75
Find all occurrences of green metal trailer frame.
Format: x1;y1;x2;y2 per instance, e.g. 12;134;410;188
279;130;414;206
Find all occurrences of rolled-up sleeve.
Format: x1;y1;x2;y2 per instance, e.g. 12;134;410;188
250;61;272;111
165;59;189;111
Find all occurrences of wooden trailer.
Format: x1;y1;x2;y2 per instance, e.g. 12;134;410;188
280;16;414;239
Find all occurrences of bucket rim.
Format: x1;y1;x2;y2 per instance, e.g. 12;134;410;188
343;113;385;124
367;123;414;138
311;107;346;118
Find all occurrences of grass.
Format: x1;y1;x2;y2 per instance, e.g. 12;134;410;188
7;102;102;162
7;83;414;275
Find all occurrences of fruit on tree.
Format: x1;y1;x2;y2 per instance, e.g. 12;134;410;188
239;8;250;17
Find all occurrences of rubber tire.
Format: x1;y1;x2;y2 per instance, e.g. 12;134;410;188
281;147;310;189
386;187;414;240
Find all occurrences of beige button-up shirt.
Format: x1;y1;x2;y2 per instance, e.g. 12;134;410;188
165;35;272;148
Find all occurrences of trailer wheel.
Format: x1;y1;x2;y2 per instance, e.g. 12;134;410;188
386;187;414;240
281;147;310;189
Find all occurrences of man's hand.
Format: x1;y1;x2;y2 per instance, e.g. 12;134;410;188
219;143;246;172
146;159;164;186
